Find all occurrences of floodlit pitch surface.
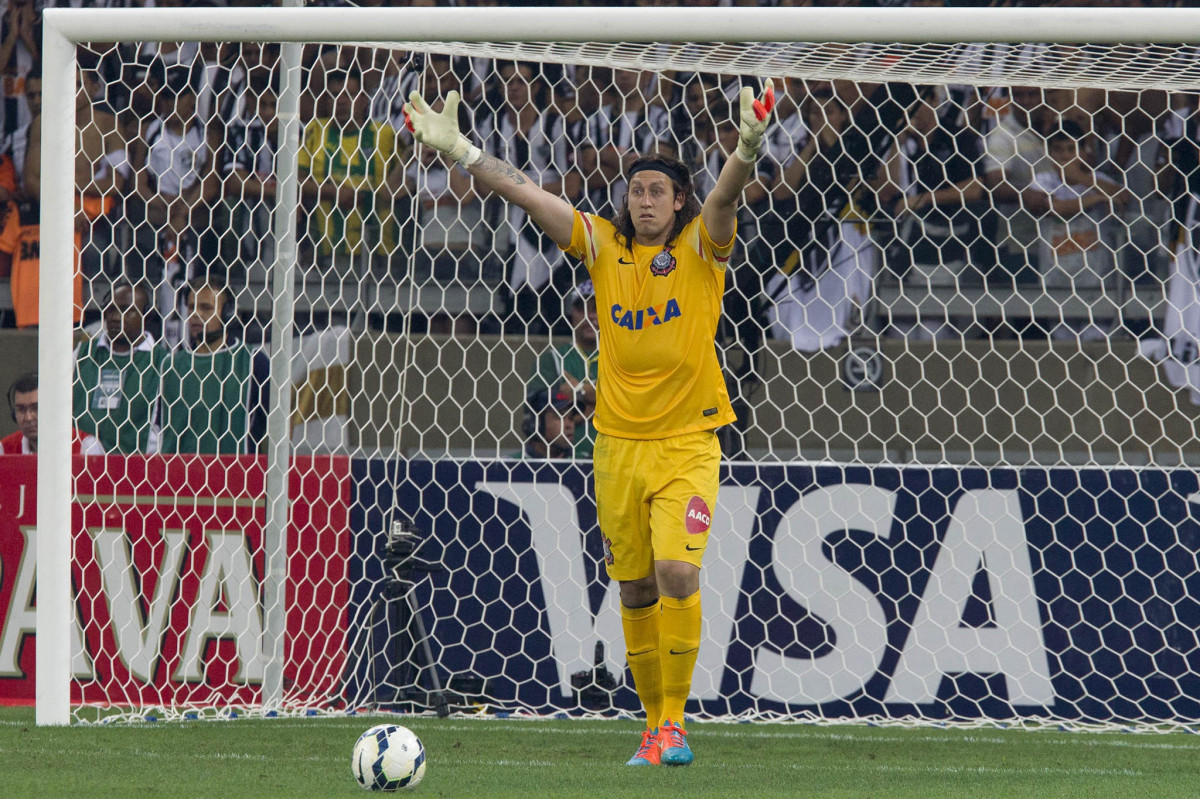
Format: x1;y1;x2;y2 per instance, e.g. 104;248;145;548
2;708;1199;797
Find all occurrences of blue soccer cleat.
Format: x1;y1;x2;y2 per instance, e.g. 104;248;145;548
658;719;693;766
626;728;661;766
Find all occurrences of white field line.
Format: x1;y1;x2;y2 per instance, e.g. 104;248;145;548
5;717;1199;755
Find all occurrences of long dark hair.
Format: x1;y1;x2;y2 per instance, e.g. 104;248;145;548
612;153;702;250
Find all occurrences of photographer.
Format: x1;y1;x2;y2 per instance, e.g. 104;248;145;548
518;388;583;460
524;280;598;458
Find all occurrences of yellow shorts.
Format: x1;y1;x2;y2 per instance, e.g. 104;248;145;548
592;430;721;582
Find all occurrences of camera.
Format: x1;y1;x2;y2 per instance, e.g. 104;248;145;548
570;642;618;711
383;513;440;584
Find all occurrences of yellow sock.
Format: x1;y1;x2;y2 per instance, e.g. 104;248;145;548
620;600;663;730
658;591;701;729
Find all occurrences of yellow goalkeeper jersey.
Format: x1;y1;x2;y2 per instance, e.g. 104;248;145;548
563;211;737;439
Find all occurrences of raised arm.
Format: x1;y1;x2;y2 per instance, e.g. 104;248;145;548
702;79;775;246
404;90;576;248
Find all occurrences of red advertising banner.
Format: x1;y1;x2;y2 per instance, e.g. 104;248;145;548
0;455;350;708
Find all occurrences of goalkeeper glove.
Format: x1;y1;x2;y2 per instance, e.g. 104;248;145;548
403;90;482;167
735;79;776;163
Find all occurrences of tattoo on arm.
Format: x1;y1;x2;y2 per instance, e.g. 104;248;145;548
479;154;527;186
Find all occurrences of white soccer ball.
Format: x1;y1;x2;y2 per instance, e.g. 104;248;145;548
351;723;427;791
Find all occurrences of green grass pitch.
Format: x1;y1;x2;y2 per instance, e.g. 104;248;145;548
3;706;1200;798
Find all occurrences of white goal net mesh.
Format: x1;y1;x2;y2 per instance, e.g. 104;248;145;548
16;19;1199;729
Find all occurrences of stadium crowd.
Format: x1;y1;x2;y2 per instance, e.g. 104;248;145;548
1;0;1198;456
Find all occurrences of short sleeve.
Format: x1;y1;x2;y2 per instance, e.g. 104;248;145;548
562;210;600;268
697;215;735;270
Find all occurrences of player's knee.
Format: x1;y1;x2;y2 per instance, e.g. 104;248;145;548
619;575;660;608
654;560;700;599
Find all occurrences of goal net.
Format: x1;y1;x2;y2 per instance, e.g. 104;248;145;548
20;6;1200;730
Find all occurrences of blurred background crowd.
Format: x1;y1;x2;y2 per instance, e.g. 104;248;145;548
0;0;1194;355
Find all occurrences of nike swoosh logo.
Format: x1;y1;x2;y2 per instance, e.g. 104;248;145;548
669;647;698;656
618;257;633;264
685;544;704;551
626;648;655;658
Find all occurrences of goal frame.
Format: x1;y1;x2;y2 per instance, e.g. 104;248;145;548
37;4;1200;726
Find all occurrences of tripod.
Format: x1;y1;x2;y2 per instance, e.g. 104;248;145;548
343;515;450;717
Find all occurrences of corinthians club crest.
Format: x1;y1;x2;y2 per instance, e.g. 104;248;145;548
650;245;677;277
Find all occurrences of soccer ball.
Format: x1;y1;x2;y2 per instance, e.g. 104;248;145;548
351;723;427;791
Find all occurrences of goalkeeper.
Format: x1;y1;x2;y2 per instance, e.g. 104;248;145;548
405;77;774;767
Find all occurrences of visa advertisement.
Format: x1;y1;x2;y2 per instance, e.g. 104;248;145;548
353;460;1200;724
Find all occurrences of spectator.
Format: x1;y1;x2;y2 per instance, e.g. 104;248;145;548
84;40;138;128
601;68;671;205
560;66;609;216
159;277;270;455
8;61;106;329
982;84;1053;283
207;41;278;135
72;62;130;279
518;387;582;460
886;93;987;284
758;76;811;193
882;91;987;338
73;280;167;454
0;134;16;227
298;66;405;271
369;47;421;132
306;43;392;124
479;61;570;334
525;280;599;458
1033;122;1129;340
740;78;815;268
2;64;82;330
0;195;83;330
1113;90;1176;283
668;74;727;199
0;0;39;176
213;80;278;276
3;372;104;456
13;63;37;194
765;91;884;352
123;9;201;141
128;65;220;317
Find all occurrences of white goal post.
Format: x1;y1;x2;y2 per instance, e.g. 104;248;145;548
35;5;1200;728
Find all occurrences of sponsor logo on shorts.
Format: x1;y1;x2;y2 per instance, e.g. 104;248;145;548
602;532;614;566
685;496;711;534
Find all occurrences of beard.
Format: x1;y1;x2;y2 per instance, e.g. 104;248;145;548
190;326;226;349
